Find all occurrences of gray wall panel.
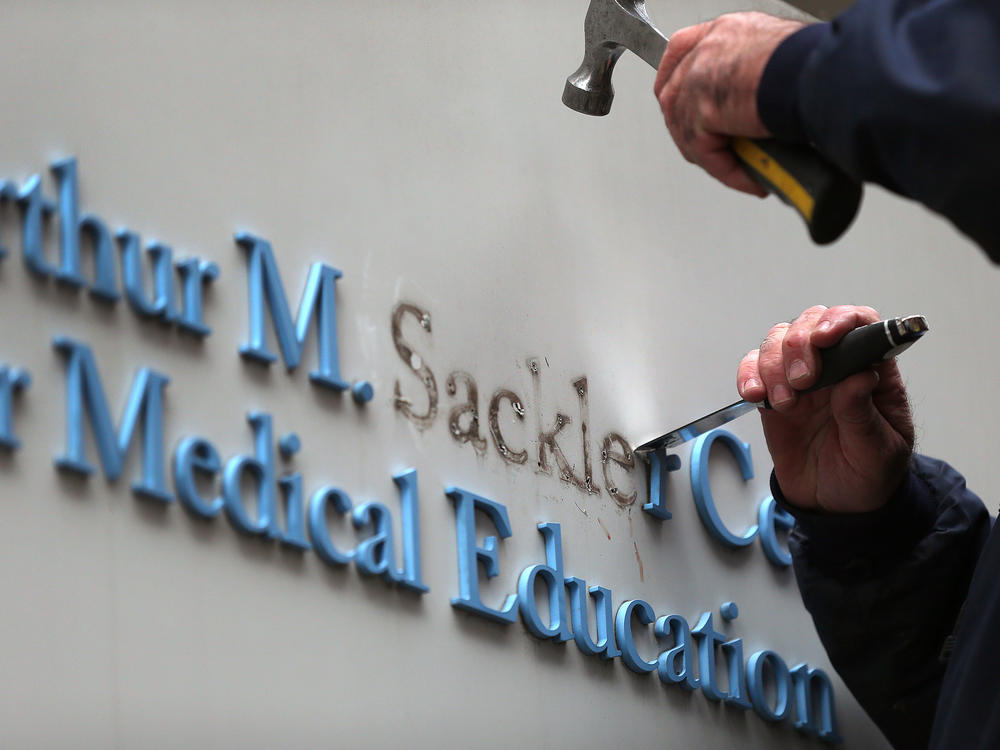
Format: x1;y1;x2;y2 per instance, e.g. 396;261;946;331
0;2;994;749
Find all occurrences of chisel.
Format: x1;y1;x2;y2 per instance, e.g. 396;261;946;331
634;315;929;454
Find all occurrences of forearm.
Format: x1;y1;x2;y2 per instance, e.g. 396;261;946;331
757;0;1000;257
777;455;991;748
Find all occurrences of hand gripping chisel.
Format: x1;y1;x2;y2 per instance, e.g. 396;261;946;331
634;315;929;454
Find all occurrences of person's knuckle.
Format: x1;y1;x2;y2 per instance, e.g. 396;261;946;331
758;346;779;366
760;323;789;364
714;13;737;30
783;328;809;350
773;321;791;333
738;350;760;374
681;117;702;149
757;355;785;384
673;24;698;42
695;98;717;129
761;320;789;344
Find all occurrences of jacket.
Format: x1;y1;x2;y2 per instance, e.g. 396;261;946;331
756;0;1000;259
775;455;996;748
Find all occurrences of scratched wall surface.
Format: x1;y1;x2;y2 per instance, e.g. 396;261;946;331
0;2;996;749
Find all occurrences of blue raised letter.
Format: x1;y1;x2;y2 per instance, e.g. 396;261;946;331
0;366;31;450
758;496;795;567
654;613;699;690
565;579;621;659
18;174;58;277
691;611;728;701
615;599;658;674
393;469;429;592
222;412;276;536
353;501;397;578
51;158;118;300
276;473;310;550
517;522;571;642
308;486;355;566
642;450;680;521
174;257;219;337
236;232;351;392
54;337;170;502
722;637;752;709
690;429;758;547
0;180;17;259
173;436;223;518
445;486;518;624
791;663;841;741
117;230;177;320
747;650;792;722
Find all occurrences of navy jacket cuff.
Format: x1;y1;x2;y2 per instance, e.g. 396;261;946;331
757;23;832;143
771;464;938;566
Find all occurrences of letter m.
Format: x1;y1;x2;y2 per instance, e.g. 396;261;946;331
54;337;171;502
236;232;348;391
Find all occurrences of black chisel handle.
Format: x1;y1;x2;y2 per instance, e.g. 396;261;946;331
808;318;923;392
762;316;929;408
731;137;863;245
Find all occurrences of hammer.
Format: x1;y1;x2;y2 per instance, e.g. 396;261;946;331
563;0;862;245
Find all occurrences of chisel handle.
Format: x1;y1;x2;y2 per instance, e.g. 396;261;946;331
808;317;926;391
731;137;863;245
761;316;929;408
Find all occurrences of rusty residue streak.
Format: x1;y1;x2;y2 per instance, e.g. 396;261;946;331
597;517;611;540
633;541;644;582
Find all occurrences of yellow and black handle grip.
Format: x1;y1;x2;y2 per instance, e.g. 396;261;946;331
731;137;863;245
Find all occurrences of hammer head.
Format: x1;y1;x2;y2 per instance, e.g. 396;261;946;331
562;0;667;116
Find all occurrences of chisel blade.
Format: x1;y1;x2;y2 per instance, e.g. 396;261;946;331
634;399;761;454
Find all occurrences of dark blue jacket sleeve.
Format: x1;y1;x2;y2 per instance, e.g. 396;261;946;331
774;455;991;749
756;0;1000;259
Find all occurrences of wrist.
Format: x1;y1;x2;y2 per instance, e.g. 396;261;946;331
772;466;933;568
756;22;832;142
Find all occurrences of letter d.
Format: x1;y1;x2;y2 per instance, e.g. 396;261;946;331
518;522;572;642
222;411;277;536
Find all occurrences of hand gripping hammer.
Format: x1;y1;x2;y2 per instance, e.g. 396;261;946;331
562;0;863;244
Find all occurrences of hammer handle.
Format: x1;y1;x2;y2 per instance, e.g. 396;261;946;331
731;137;862;245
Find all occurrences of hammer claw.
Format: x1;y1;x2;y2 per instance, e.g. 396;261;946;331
563;0;669;116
